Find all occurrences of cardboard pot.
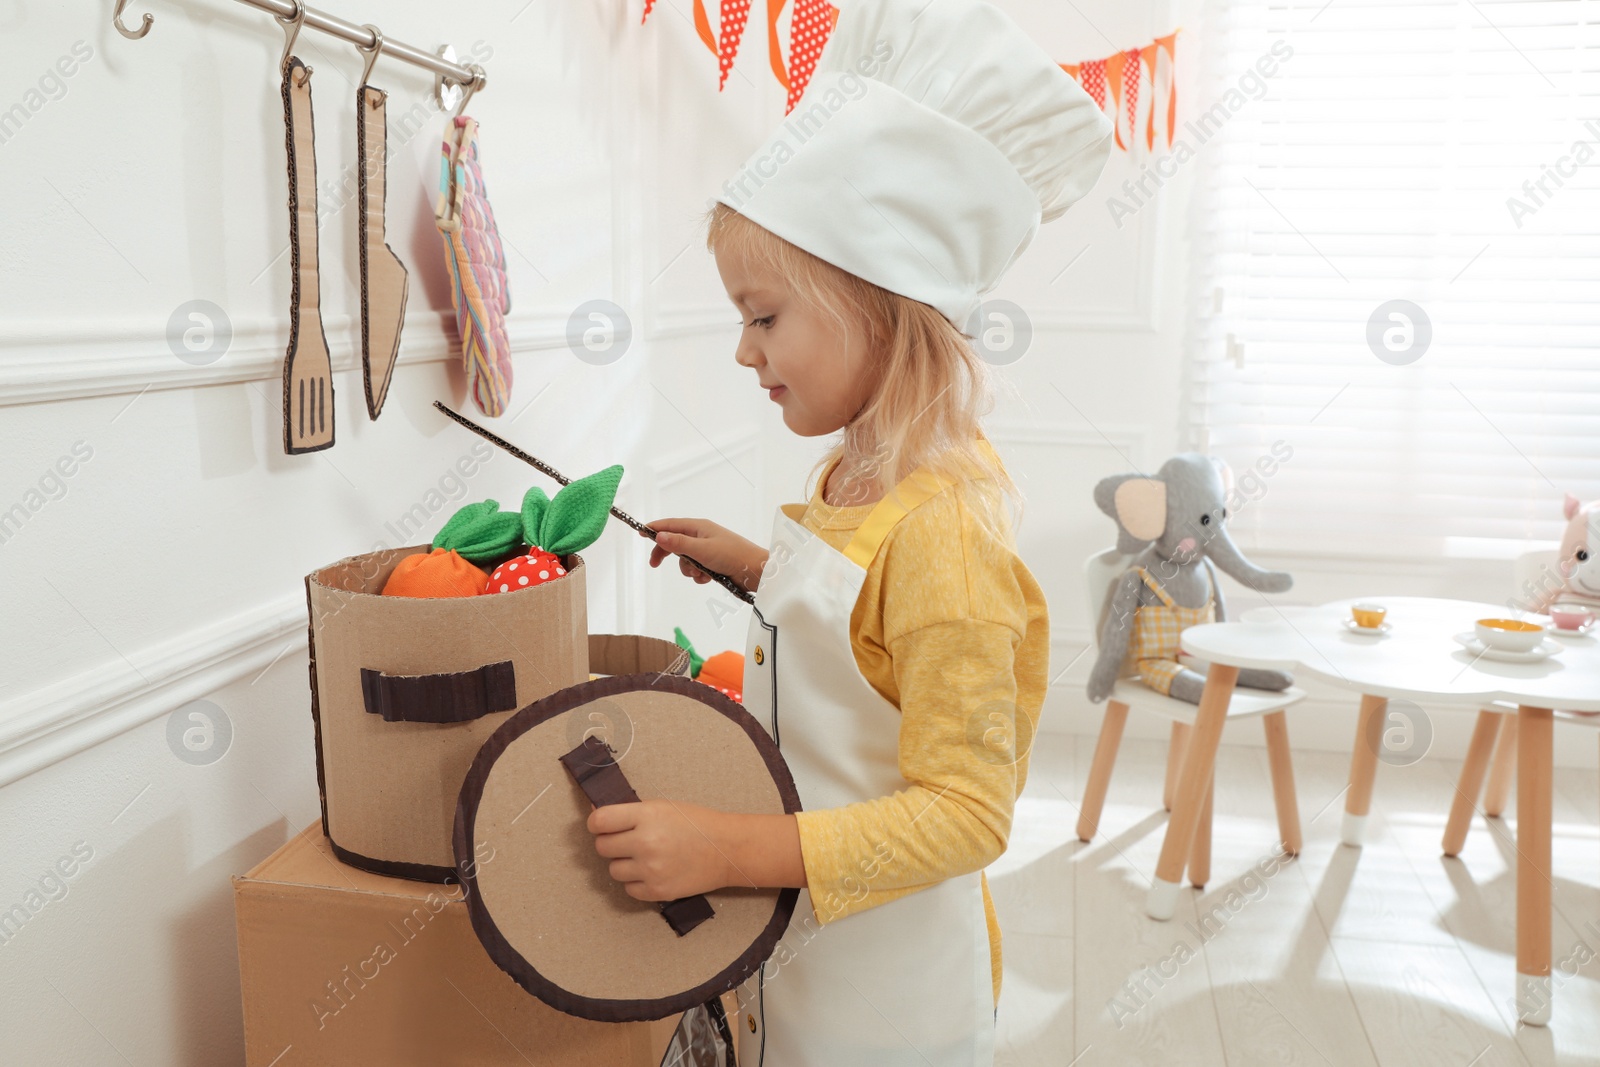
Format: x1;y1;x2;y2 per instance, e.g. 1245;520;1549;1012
305;543;591;882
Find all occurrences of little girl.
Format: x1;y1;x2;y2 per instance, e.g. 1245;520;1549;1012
581;1;1111;1062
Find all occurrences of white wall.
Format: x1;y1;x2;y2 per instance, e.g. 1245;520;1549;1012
0;2;658;1060
0;0;1579;1062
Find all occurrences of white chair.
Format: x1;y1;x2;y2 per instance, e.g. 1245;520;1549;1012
1444;548;1600;854
1076;548;1309;888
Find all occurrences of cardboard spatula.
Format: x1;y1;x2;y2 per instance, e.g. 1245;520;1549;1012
357;83;408;420
281;56;335;454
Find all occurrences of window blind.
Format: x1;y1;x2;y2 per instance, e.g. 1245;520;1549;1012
1183;0;1600;558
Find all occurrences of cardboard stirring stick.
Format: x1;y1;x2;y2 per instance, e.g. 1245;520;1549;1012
433;401;757;605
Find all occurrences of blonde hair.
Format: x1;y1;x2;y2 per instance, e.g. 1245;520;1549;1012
702;202;1022;535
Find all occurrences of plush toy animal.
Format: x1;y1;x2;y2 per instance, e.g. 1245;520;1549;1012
1086;453;1295;705
1524;493;1600;613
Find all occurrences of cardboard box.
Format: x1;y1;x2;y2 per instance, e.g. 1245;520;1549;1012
234;822;732;1066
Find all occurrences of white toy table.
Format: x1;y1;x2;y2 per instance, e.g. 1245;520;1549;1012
1151;596;1600;1027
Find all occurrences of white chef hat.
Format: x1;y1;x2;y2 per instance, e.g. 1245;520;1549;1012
713;0;1114;330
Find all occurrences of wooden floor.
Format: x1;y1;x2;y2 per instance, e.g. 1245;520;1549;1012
990;731;1600;1066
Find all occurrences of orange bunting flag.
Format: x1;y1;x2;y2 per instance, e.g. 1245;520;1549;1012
1070;32;1180;156
717;0;753;90
783;0;838;114
767;0;790;92
688;0;716;54
1139;43;1159;151
1121;48;1142;151
1102;49;1144;152
673;0;754;90
1079;57;1107;111
1103;52;1125;150
647;0;837;100
638;6;1175;154
1155;32;1178;149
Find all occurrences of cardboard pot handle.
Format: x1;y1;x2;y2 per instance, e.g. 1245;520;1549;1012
360;660;517;724
558;735;716;937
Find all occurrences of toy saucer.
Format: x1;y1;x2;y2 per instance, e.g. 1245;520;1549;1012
1342;618;1392;636
1545;621;1596;639
1452;632;1564;664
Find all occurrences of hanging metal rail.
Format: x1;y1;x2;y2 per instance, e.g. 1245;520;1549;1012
111;0;485;92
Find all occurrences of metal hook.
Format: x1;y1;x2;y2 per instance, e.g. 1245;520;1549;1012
433;45;463;112
113;0;154;39
276;0;311;82
357;24;385;89
450;64;487;121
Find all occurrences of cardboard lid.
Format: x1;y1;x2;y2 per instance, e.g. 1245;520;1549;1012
454;672;799;1023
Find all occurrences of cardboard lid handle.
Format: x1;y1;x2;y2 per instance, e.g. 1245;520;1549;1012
360;660;517;723
558;735;716;937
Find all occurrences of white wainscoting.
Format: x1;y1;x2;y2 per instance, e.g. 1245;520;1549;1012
0;309;573;407
0;592;304;789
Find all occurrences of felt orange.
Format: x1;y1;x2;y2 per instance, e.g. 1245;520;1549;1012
697;650;745;703
381;547;489;598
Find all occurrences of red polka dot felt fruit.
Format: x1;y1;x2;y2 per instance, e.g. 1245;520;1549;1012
485;549;568;594
421;463;622;598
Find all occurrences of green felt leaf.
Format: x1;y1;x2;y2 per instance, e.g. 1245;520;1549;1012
534;465;624;555
520;486;551;549
433;499;524;563
673;626;705;678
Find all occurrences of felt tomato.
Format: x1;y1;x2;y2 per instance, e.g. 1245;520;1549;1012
485;548;568;594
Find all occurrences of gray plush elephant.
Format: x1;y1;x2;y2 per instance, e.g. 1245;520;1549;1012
1086;453;1294;705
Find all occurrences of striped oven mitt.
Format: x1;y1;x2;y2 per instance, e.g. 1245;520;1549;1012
435;115;513;417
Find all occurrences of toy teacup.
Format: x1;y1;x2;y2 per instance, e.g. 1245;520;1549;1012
1350;603;1387;629
1548;603;1596;631
1475;618;1544;652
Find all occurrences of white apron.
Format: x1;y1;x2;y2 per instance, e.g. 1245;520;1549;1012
732;463;996;1067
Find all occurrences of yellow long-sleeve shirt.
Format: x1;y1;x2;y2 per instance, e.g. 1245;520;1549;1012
788;449;1050;1009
